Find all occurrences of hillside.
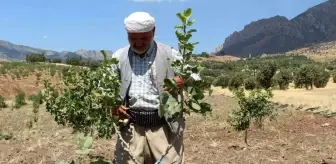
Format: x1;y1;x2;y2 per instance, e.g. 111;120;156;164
284;41;336;61
217;0;336;57
0;40;113;61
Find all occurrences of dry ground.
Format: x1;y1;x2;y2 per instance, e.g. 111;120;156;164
0;73;60;101
211;79;336;115
1;95;336;164
0;79;336;164
285;41;336;62
195;55;241;62
1;69;336;164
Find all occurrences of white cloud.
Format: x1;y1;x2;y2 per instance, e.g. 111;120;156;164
129;0;188;2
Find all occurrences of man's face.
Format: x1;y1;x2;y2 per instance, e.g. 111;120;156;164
127;28;155;54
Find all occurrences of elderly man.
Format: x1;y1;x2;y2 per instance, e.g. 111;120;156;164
110;11;185;164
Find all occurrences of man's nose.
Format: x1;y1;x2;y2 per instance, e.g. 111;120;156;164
134;41;144;47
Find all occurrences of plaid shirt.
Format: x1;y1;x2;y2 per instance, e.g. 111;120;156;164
111;41;182;110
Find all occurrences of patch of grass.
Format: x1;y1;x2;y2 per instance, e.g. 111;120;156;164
0;132;15;140
13;90;27;109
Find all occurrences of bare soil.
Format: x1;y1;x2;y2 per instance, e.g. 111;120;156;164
1;70;336;164
1;94;336;164
211;79;336;114
0;73;60;101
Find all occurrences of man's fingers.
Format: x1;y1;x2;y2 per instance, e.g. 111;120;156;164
120;109;131;119
164;87;172;92
118;106;131;119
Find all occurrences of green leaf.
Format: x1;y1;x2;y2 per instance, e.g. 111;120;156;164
191;101;201;110
164;78;177;89
189;29;197;33
192;42;200;45
78;135;93;150
192;92;204;100
160;91;170;104
185;33;192;41
55;161;73;164
110;57;119;64
159;105;166;118
175;31;185;42
159;91;170;117
90;159;111;164
187;20;195;26
187;87;193;93
75;149;93;155
176;13;186;24
183;8;192;18
200;102;211;112
167;101;178;115
175;24;184;29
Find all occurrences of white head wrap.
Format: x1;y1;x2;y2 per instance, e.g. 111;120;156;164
124;12;155;33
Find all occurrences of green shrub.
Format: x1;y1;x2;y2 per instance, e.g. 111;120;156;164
313;67;330;88
213;75;230;88
0;96;7;108
326;65;335;71
275;68;293;90
50;68;56;77
244;76;258;90
293;64;315;90
13;91;27;109
200;76;215;89
28;91;44;105
333;72;336;83
256;61;277;89
228;73;244;91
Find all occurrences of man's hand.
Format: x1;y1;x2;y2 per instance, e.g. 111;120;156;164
164;76;185;93
110;105;131;120
173;76;184;89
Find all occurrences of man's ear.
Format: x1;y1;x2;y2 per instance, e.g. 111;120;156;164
152;26;156;36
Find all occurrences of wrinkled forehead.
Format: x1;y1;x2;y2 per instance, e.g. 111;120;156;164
127;31;154;38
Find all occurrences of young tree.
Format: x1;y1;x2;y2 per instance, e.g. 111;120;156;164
227;87;276;145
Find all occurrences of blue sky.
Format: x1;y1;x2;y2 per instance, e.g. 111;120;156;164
0;0;327;54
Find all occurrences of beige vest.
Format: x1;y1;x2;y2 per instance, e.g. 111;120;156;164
117;41;175;106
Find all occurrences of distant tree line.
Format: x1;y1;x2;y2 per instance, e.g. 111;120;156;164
199;55;336;91
25;53;102;69
25;53;48;63
193;52;210;58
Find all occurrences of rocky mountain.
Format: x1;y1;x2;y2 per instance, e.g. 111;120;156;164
0;40;113;61
210;44;223;56
218;0;336;57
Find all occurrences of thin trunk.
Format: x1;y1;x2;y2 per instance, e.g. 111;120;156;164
244;129;248;146
256;116;263;129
